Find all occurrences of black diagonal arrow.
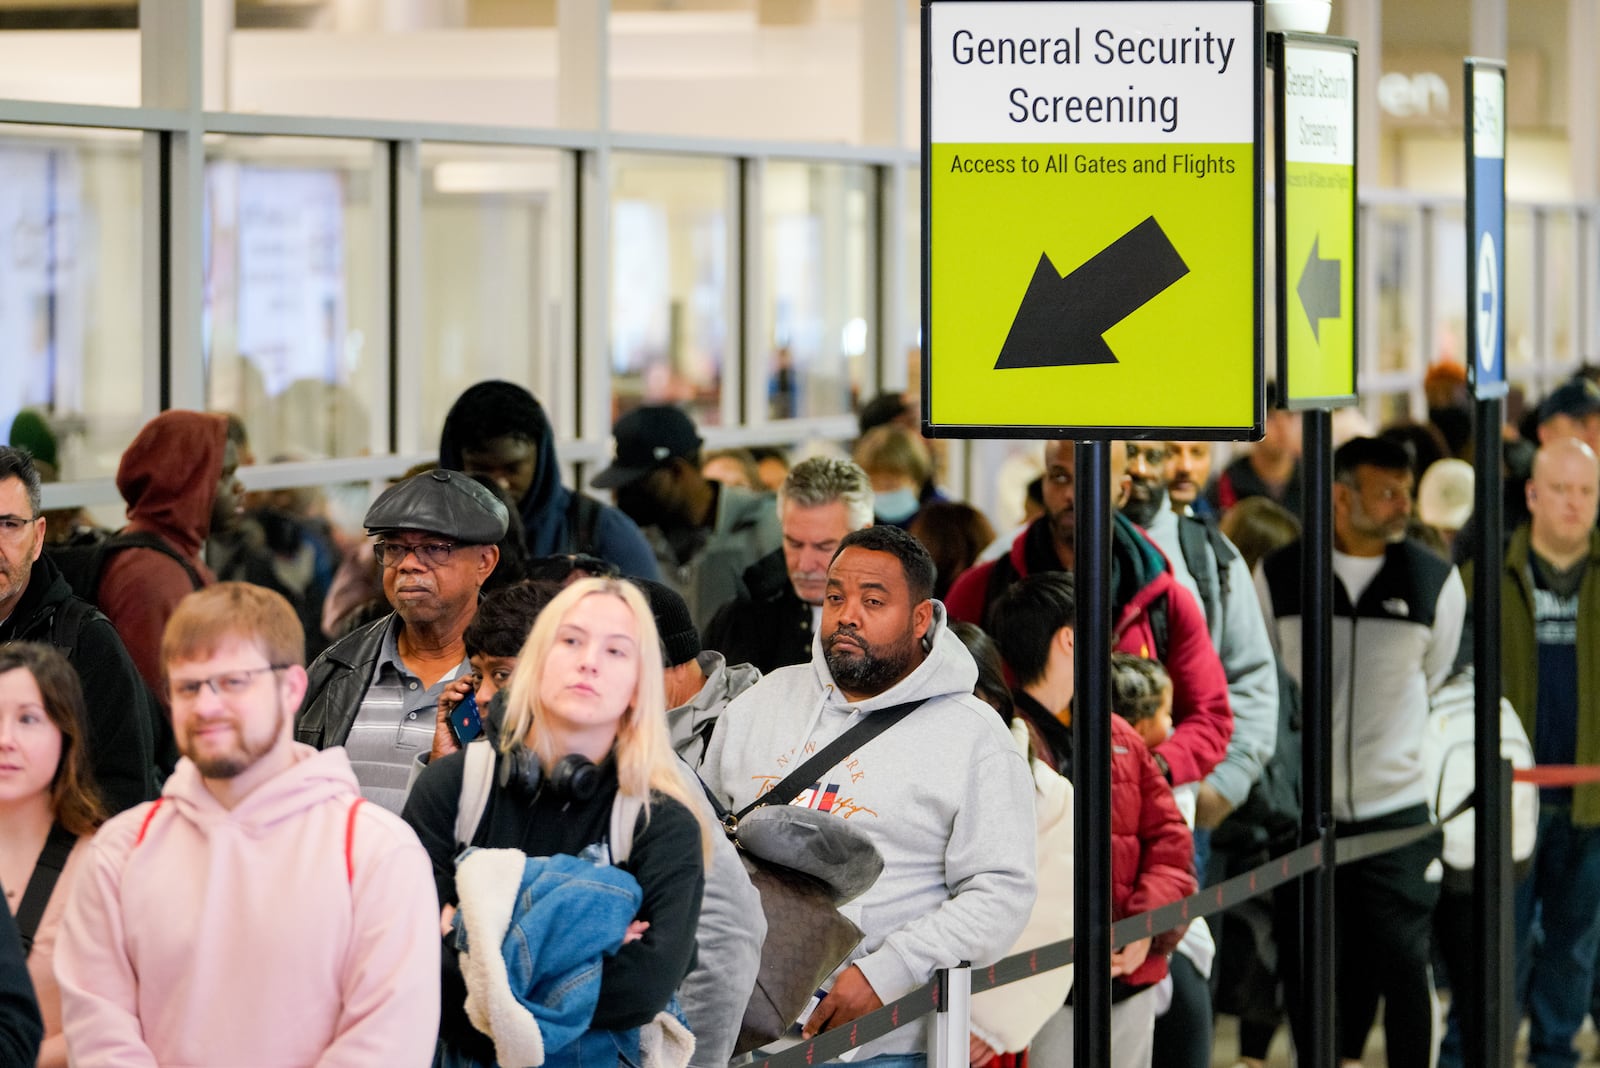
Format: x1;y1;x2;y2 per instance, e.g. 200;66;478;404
995;216;1190;371
1297;235;1342;342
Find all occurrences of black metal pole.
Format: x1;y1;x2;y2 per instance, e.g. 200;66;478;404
1471;395;1510;1068
1073;439;1114;1068
1300;409;1336;1068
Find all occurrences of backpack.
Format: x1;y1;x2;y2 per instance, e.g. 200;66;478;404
46;529;204;608
1422;671;1538;891
454;740;644;862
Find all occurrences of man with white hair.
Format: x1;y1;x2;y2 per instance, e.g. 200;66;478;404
703;457;873;673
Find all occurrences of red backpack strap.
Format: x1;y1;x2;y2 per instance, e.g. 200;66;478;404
134;799;165;846
344;798;365;885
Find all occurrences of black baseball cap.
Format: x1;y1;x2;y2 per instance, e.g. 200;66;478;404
1538;378;1600;426
591;405;703;490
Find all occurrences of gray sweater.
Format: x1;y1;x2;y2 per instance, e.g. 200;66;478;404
700;603;1037;1059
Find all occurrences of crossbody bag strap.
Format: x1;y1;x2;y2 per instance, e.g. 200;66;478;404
731;698;926;824
15;821;76;955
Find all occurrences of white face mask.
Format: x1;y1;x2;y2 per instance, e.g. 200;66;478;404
875;487;920;524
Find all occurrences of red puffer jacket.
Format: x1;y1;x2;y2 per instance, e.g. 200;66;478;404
1015;693;1196;988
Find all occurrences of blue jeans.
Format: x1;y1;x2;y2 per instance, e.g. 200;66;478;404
1514;807;1600;1068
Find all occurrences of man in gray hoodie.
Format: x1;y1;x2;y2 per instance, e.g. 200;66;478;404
701;524;1037;1064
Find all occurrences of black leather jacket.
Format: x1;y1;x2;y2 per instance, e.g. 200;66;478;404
295;615;390;750
701;549;815;675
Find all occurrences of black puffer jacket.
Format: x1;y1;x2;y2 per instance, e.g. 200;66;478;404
0;554;160;813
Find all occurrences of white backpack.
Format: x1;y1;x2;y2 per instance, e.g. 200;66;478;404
1422;671;1538;883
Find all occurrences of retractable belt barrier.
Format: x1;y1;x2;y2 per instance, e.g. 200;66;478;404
747;763;1600;1068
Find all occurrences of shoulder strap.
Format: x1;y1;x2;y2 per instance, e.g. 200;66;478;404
455;741;496;850
344;798;365;886
15;822;77;954
107;531;205;593
1147;593;1171;663
609;793;646;866
563;493;604;557
734;698;926;822
981;554;1017;632
1176;517;1221;634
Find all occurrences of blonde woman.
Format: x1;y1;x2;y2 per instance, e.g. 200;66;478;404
403;577;713;1068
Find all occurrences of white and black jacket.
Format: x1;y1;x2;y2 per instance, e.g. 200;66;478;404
1255;539;1466;822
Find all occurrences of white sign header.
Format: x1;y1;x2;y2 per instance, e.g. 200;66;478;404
1282;43;1355;166
929;1;1256;144
1472;67;1506;160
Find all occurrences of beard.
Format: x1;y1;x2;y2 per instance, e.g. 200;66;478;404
1121;479;1166;527
823;627;919;697
182;706;285;779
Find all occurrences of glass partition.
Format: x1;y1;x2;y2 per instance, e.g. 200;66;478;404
203;134;381;462
610;152;736;426
0;124;143;481
420;142;575;438
762;160;874;420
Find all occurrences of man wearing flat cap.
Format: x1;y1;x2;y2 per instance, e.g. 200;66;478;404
296;469;507;812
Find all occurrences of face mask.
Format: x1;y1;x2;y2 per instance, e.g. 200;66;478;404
875;487;921;524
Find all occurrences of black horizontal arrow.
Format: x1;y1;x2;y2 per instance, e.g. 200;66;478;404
995;216;1190;371
1297;235;1341;342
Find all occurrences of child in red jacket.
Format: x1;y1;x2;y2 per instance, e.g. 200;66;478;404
992;573;1196;1068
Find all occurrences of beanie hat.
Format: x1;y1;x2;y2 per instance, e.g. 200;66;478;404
632;579;701;668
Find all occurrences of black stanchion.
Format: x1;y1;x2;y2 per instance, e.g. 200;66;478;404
1299;409;1336;1068
1073;440;1114;1068
1470;395;1511;1067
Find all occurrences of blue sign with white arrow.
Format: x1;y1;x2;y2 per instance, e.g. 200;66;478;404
1467;60;1507;399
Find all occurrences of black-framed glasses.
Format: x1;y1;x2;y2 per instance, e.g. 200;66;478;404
168;665;289;702
374;540;460;568
0;514;39;537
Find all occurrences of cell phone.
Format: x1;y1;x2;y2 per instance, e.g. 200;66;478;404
449;692;483;745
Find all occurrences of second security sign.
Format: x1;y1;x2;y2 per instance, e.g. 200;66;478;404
925;0;1262;438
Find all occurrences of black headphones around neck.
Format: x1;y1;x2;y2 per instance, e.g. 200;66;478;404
497;747;603;803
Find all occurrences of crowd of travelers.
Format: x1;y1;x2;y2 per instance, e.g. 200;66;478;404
2;362;1599;1067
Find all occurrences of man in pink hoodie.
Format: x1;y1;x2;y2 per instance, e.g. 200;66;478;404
54;583;441;1068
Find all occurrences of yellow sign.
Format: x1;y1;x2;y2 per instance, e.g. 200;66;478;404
925;1;1261;437
1279;36;1357;408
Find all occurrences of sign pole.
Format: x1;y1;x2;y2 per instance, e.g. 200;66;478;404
1272;30;1357;1068
1465;55;1510;1068
1072;440;1114;1068
1297;408;1337;1068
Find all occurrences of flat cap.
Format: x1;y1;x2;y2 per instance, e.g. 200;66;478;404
364;468;509;545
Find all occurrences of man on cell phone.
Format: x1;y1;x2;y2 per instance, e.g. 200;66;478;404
295;469;507;813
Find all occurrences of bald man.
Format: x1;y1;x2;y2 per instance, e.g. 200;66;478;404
1471;437;1600;1067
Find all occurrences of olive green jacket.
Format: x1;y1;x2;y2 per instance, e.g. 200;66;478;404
1468;525;1600;825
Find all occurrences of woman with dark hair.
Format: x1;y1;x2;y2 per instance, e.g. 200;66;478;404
909;502;996;601
404;578;711;1067
0;642;105;1068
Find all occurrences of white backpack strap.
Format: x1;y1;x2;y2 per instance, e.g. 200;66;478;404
456;741;496;850
609;793;645;865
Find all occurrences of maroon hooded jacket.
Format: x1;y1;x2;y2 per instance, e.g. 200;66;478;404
946;513;1233;786
99;411;225;705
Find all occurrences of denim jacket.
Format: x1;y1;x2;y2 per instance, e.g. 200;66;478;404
455;849;641;1067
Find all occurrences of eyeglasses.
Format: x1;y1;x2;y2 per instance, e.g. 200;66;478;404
1125;444;1173;466
168;665;288;702
0;515;39;537
374;540;460;568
